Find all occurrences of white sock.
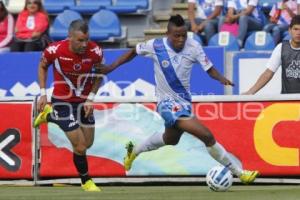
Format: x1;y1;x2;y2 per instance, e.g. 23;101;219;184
207;142;243;176
134;132;165;155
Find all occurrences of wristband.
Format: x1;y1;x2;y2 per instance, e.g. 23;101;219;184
87;92;96;101
40;88;46;96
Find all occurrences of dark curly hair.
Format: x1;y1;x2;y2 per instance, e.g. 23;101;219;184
167;14;185;31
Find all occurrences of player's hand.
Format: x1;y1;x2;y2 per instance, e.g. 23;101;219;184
191;22;198;32
37;95;47;113
84;100;94;118
220;78;235;86
241;91;253;95
196;23;205;32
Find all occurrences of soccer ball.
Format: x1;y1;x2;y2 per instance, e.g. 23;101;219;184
206;165;233;192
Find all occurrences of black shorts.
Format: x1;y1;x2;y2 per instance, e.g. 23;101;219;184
50;98;95;132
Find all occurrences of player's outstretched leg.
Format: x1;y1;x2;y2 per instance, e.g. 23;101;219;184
123;131;167;171
176;117;259;184
33;104;53;127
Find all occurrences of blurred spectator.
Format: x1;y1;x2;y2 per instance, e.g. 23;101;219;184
221;0;266;48
0;1;14;53
187;0;224;45
264;0;297;44
11;0;49;52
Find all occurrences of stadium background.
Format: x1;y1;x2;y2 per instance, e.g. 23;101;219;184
1;0;300;186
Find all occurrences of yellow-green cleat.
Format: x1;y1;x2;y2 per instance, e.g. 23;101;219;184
81;179;101;192
33;104;53;128
124;141;137;171
239;170;259;184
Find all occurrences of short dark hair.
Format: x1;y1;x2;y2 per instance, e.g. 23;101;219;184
290;15;300;28
167;14;185;31
69;19;89;34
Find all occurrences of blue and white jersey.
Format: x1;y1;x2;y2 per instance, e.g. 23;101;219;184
188;0;224;19
227;0;263;22
136;37;213;105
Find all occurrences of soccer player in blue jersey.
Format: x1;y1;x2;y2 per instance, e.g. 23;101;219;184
101;14;259;183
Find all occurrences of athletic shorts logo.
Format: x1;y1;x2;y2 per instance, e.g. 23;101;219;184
172;105;182;113
68;121;78;128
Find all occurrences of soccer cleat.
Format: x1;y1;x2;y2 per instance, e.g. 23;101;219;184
81;179;101;192
239;170;259;184
33;104;53;128
124;141;137;171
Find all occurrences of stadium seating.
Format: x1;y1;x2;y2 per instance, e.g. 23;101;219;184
44;0;75;14
244;31;275;51
6;0;25;14
49;10;83;41
69;0;112;14
89;9;122;41
106;0;149;14
208;32;239;51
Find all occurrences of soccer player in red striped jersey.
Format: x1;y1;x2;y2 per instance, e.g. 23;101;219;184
34;19;104;192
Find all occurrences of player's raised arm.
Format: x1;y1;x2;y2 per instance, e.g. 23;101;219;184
206;67;235;86
99;48;137;75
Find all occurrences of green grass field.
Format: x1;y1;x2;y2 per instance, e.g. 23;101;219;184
0;185;300;200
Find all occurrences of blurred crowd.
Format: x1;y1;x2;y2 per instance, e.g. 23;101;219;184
0;0;49;53
187;0;298;48
0;0;299;52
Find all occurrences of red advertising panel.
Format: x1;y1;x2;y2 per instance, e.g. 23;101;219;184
0;102;33;179
39;101;300;177
194;101;300;176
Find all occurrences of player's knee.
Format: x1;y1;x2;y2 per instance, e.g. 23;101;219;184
86;141;93;149
73;144;87;155
164;137;180;145
202;133;216;146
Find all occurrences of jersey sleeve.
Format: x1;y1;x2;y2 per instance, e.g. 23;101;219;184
248;0;258;7
136;39;155;58
227;0;237;9
214;0;224;6
266;43;282;72
42;43;60;64
194;44;213;71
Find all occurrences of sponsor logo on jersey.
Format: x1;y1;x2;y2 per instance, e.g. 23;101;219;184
82;58;92;63
161;60;170;68
173;56;179;64
73;63;82;71
59;56;73;61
